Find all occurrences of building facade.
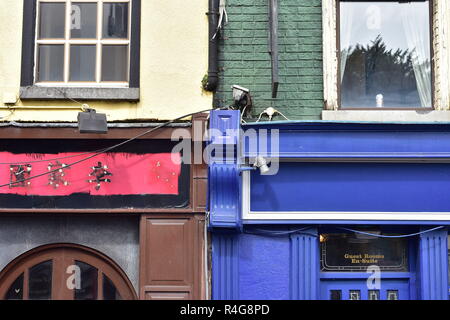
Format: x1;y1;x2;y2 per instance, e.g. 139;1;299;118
208;0;450;300
0;0;212;300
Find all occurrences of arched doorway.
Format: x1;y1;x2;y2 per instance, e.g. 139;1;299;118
0;244;137;300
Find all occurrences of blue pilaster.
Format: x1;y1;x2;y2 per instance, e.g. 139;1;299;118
212;233;240;300
208;110;242;231
290;228;319;300
419;228;448;300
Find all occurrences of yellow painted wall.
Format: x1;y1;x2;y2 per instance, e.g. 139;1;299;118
0;0;212;122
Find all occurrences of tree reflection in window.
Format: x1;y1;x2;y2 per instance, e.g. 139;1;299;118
340;1;431;109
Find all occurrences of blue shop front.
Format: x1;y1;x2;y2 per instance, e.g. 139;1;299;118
208;110;450;300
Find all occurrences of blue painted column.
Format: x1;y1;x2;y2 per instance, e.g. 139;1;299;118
419;228;448;300
290;228;319;300
212;233;240;300
208;110;241;300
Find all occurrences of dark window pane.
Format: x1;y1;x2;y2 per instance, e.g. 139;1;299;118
340;1;431;108
39;2;66;39
103;3;129;39
103;275;122;300
330;290;342;300
37;45;65;82
320;233;408;272
5;273;24;300
70;45;96;81
29;260;52;300
102;45;129;81
74;261;98;300
71;3;97;39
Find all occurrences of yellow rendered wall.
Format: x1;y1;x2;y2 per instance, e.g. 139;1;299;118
0;0;212;122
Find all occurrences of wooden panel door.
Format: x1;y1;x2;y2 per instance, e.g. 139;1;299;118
140;214;204;300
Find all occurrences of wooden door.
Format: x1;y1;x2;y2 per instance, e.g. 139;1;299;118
140;214;205;300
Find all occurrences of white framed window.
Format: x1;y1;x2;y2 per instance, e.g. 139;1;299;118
339;0;432;110
322;0;450;120
35;0;132;88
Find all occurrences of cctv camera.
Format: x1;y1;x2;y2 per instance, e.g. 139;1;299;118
232;85;252;112
253;156;270;175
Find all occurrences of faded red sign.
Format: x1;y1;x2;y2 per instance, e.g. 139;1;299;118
0;152;181;196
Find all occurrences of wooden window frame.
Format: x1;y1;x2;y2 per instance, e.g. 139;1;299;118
336;0;434;111
21;0;141;89
0;243;138;300
322;0;450;113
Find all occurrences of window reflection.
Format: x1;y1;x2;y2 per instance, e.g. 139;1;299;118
340;1;431;109
29;260;52;300
39;3;66;39
75;261;98;300
71;3;98;39
102;45;129;81
5;273;24;300
103;275;122;300
37;45;65;82
103;3;129;39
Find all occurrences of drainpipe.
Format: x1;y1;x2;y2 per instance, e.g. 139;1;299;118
205;0;219;92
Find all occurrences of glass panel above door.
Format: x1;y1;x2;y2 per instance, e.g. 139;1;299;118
320;233;409;272
74;261;98;300
103;275;122;300
4;273;24;300
29;260;53;300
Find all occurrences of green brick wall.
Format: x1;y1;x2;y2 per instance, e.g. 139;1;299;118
215;0;324;120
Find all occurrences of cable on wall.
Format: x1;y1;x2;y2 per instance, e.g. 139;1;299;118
338;226;445;238
0;107;224;188
244;226;318;237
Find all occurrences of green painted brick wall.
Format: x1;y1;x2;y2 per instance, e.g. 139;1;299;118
215;0;324;120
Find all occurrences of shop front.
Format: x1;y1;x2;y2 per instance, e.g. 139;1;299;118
0;117;208;300
208;110;449;300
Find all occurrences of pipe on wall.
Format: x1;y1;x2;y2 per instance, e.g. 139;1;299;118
204;0;219;92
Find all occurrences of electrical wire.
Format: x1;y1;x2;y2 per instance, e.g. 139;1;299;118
53;87;89;111
0;108;221;166
0;108;15;121
338;226;445;238
276;110;290;121
0;107;223;188
244;226;318;237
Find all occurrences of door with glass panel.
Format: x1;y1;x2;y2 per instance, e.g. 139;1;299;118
0;244;136;300
319;233;415;300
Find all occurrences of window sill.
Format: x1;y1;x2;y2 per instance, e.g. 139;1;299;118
19;86;140;101
322;110;450;123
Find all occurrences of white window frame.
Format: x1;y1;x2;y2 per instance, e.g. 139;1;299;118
322;0;450;120
34;0;132;88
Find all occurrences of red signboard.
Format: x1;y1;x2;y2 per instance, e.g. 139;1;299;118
0;152;181;196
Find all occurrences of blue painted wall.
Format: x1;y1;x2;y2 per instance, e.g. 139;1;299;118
238;233;291;300
250;162;450;212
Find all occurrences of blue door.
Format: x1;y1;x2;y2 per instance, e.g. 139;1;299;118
319;232;416;300
321;278;411;300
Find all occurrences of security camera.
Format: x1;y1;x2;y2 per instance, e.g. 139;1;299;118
253;156;270;175
232;85;252;113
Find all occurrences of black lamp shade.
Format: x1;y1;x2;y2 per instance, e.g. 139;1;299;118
77;109;108;134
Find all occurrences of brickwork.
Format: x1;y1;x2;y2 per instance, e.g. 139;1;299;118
215;0;324;120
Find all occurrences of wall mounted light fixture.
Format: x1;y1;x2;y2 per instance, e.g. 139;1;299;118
77;109;108;134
